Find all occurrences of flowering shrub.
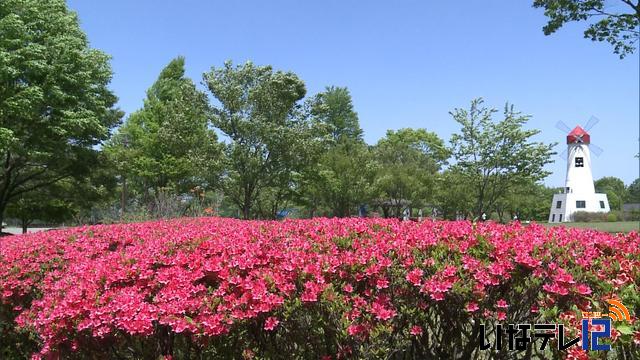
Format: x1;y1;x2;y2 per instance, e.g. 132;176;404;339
0;218;638;359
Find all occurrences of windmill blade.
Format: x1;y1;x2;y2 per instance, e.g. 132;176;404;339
584;115;600;132
590;143;604;156
555;120;572;133
558;148;568;161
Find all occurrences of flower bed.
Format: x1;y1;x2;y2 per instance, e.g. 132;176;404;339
0;218;638;359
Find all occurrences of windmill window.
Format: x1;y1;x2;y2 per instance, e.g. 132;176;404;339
552;214;556;222
575;157;584;167
559;214;562;222
576;200;586;208
600;201;605;209
556;201;562;209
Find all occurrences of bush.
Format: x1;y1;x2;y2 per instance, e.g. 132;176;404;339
572;211;609;222
1;218;639;359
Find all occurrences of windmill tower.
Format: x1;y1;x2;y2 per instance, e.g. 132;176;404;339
548;123;610;223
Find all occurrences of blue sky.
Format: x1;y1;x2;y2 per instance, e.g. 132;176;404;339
67;0;639;186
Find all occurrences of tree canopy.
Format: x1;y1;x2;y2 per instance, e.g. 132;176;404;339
449;99;556;218
0;0;121;225
533;0;640;58
373;128;449;218
107;57;221;206
204;61;316;219
595;176;627;210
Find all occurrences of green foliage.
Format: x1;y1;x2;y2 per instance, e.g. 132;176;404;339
449;98;556;218
106;57;221;203
204;61;318;219
572;211;612;222
296;86;378;218
372;128;449;218
627;178;640;203
533;0;640;58
495;181;559;222
0;0;121;224
435;169;475;220
308;86;363;142
314;139;377;217
594;176;627;210
6;185;74;232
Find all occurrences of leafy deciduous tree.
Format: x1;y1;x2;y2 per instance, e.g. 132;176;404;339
373;128;449;218
204;61;314;219
0;0;121;225
627;177;640;203
449;98;556;218
595;176;627;210
107;57;221;211
533;0;640;58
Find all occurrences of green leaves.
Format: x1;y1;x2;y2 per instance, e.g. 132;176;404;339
372;128;448;218
595;176;628;210
533;0;640;58
203;61;313;219
448;98;555;218
107;57;222;197
0;0;120;223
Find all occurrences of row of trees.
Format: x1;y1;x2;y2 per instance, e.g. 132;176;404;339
2;0;638;231
99;56;562;222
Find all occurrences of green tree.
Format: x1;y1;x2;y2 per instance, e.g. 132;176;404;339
314;140;376;217
7;154;117;232
0;0;121;226
308;86;363;142
435;169;475;220
7;182;74;234
495;181;559;222
107;57;221;211
628;177;640;202
204;61;314;219
372;128;449;218
296;86;377;217
449;98;556;218
533;0;640;58
594;176;627;210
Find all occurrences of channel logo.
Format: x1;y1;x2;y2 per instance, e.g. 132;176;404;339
605;299;630;322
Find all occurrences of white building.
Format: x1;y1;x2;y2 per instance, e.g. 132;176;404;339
548;126;610;223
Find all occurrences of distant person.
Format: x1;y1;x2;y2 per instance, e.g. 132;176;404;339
481;212;487;222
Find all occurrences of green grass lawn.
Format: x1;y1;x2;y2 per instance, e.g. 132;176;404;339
541;221;639;233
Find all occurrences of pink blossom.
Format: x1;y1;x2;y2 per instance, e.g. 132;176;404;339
465;302;479;312
405;268;423;286
410;325;423;336
263;317;279;331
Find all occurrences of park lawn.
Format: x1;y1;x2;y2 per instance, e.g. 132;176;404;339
541;221;639;233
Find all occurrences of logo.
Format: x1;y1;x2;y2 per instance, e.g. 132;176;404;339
605;299;631;322
480;299;630;352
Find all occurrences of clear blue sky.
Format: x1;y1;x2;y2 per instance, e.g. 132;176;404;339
67;0;639;186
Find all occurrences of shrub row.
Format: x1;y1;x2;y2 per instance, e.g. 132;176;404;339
0;218;639;359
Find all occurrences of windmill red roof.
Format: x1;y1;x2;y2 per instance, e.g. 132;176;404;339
566;125;590;144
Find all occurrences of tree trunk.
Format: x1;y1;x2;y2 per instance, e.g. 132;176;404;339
22;220;28;234
242;203;250;220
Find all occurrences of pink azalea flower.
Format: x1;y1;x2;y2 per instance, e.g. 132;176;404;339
466;302;479;312
410;325;423;336
263;317;279;331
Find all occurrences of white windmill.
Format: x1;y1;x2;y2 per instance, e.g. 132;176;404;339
548;117;610;223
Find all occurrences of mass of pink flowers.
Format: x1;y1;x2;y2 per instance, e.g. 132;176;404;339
0;218;638;359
